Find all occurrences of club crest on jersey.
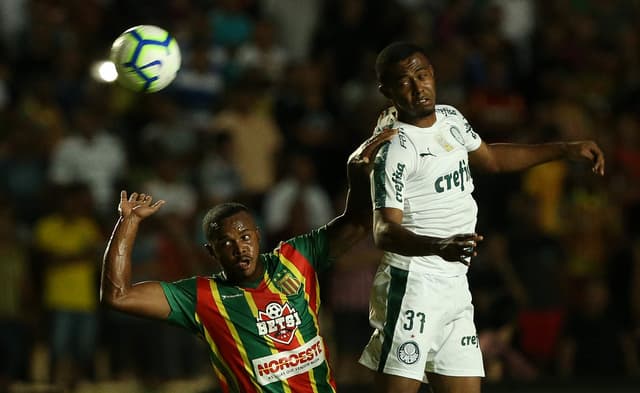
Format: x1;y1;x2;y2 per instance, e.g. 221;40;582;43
274;271;302;296
256;301;302;344
449;126;465;146
435;134;454;152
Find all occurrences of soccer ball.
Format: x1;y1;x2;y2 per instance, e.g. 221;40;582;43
110;25;181;93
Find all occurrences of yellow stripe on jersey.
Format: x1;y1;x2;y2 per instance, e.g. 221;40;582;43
278;254;321;331
196;313;239;392
243;289;293;393
210;280;262;392
274;257;325;393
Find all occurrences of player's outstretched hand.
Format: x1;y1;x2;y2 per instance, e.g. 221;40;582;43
118;191;166;221
435;233;484;265
565;140;605;176
347;127;398;182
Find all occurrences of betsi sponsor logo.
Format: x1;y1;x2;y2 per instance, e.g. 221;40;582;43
256;301;302;345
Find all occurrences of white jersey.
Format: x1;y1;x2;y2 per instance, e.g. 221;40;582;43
372;105;482;276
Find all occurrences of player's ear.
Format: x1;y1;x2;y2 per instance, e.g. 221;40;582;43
204;243;215;257
378;83;391;99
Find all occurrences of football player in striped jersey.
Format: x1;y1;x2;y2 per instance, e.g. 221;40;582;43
100;128;475;392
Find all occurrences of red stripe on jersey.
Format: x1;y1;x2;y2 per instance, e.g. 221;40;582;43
196;277;259;393
279;242;321;315
277;243;337;392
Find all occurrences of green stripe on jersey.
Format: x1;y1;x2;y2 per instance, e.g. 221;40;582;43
373;143;391;209
378;266;409;372
217;285;274;360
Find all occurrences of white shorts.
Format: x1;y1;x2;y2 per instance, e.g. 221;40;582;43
359;263;485;382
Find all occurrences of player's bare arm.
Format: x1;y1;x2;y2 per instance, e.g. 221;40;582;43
100;191;170;320
326;128;398;259
373;208;483;265
469;140;605;175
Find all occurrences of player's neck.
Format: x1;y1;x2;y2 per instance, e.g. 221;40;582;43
398;112;436;128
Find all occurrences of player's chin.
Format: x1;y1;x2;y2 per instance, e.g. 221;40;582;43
414;105;435;117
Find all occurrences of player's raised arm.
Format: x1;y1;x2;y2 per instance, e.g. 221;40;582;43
100;191;170;320
373;206;483;265
325;128;397;258
469;140;605;176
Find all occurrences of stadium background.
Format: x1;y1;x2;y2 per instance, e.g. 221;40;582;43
0;0;639;392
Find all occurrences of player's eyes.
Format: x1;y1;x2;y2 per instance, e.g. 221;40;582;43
241;234;251;241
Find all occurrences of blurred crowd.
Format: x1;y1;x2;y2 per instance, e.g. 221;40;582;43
1;0;640;391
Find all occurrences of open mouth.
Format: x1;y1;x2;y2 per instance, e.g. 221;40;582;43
237;256;252;270
416;97;432;105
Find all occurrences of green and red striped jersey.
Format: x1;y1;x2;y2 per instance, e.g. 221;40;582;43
161;227;338;393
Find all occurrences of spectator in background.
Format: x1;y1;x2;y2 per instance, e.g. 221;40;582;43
557;278;633;377
209;0;254;50
0;118;49;226
234;18;288;85
33;183;103;389
49;105;127;217
313;0;372;85
0;199;33;389
468;232;536;381
328;188;382;387
17;77;66;154
139;96;199;164
209;75;283;200
142;156;198;221
260;0;321;61
263;151;333;246
170;41;225;116
0;57;9;111
503;192;566;373
198;131;243;206
273;60;342;194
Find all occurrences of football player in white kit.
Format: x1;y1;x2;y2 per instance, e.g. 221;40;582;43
358;42;606;393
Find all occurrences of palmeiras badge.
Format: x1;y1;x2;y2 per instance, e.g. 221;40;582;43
398;341;420;364
449;126;465;145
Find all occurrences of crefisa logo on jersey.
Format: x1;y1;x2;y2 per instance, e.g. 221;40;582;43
257;301;302;345
392;162;406;203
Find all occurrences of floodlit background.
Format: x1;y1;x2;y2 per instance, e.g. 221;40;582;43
0;0;639;392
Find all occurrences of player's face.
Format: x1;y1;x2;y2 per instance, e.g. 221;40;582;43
380;52;437;124
206;211;263;285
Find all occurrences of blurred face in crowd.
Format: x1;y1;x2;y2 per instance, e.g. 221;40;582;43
205;211;263;285
379;52;437;126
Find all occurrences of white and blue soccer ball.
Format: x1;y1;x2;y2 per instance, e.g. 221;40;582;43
110;25;181;93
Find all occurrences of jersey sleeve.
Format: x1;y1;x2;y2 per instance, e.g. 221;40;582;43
281;226;333;272
372;132;417;210
160;277;201;334
447;105;482;152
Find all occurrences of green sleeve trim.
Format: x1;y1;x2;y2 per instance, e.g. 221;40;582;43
285;226;333;272
160;278;200;334
373;143;391;209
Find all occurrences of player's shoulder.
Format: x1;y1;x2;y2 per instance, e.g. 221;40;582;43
377;128;417;159
435;104;465;119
